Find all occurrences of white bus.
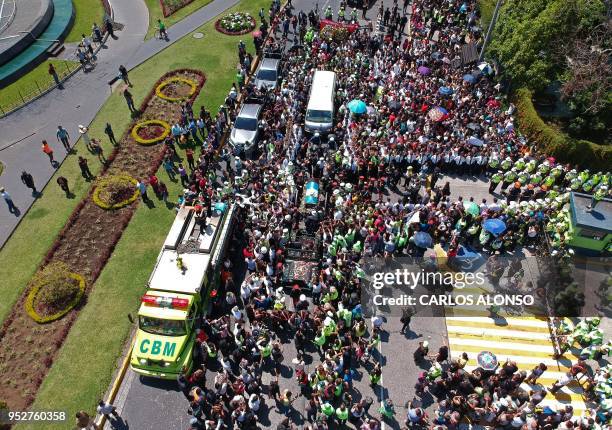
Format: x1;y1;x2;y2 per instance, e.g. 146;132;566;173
305;70;336;134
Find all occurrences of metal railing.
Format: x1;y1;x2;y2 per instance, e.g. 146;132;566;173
0;60;77;116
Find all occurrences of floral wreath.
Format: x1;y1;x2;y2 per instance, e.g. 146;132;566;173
131;119;171;145
215;12;256;36
25;272;86;324
155;77;198;102
92;174;139;210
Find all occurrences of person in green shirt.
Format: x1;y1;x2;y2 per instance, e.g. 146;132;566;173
157;19;167;39
336;403;349;424
489;171;502;193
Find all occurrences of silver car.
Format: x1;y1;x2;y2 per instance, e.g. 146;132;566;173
254;56;281;90
229;101;263;157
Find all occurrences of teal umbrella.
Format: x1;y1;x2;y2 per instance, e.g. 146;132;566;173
464;201;480;216
347;99;367;114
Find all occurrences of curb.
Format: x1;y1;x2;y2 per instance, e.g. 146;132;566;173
0;3;114;120
95;338;134;429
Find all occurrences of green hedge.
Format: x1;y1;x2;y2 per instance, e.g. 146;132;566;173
514;88;611;170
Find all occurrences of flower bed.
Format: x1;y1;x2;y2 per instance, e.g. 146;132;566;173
159;0;196;17
0;69;206;411
215;12;256;36
156;77;198;102
24;262;85;324
131;119;171;145
93;174;139;210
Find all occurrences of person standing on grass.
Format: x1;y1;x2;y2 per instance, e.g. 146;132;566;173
48;63;63;89
136;179;149;201
185;147;195;170
90;138;106;163
163;157;176;180
123;89;136;113
41;140;54;164
57;176;70;196
56;125;70;151
20;171;37;194
158;181;168;202
119;65;131;86
104;122;117;145
1;187;18;213
78;156;93;180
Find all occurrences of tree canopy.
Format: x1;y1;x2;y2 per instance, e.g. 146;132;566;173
488;0;607;93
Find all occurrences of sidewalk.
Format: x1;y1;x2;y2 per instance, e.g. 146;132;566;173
0;0;238;249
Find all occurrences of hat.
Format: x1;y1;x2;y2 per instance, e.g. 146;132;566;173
0;187;4;192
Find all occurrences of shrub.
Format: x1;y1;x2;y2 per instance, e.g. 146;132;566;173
514;88;611;170
24;262;86;324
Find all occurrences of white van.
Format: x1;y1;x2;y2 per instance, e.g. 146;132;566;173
305;70;336;133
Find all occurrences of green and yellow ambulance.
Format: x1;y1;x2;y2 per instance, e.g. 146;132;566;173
130;204;236;379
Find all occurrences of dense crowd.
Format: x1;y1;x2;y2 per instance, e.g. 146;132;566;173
138;1;610;429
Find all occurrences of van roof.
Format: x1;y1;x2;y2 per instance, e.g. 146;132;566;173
308;70;336;110
312;70;335;89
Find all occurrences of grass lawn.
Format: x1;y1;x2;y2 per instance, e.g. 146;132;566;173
11;0;268;426
65;0;106;43
0;60;78;115
144;0;213;39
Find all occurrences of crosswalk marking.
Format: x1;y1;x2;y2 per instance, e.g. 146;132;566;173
445;311;591;414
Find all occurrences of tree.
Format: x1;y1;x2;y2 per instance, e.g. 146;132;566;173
488;0;607;92
561;22;611;115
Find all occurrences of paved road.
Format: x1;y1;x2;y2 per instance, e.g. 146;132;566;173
107;2;459;429
0;0;239;248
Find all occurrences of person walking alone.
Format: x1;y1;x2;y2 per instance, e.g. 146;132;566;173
123;89;136;113
20;171;37;194
1;187;18;214
56;125;71;151
96;400;120;421
104;122;117;145
119;65;131;86
48;63;63;89
136;179;149;201
41;140;55;164
57;176;70;196
78;156;94;180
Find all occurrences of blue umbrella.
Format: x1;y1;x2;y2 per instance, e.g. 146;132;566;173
463;74;477;84
439;86;453;96
483;219;506;237
414;231;433;248
347;99;367;114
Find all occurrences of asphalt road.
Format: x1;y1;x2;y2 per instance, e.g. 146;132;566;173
106;1;480;429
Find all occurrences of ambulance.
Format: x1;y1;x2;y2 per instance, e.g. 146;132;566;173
130;204;236;378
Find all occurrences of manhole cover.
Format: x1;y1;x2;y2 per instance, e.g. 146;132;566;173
193;32;203;39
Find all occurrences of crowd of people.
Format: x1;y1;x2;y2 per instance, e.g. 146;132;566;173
96;0;610;429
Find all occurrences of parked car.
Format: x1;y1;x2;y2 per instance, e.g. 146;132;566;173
254;52;282;90
229;97;264;158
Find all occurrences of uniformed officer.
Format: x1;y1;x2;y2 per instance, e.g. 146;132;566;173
489;171;503;193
